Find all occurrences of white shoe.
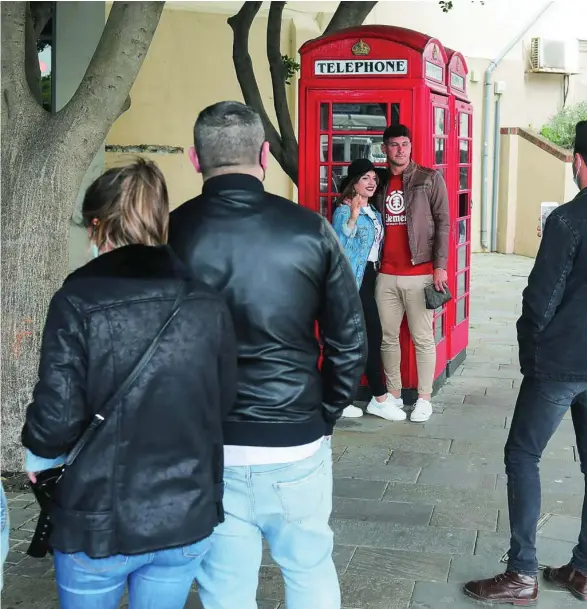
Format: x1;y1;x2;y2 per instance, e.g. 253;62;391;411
386;394;405;409
341;405;364;418
366;395;407;421
410;398;433;423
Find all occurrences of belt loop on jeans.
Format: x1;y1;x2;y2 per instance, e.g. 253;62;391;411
372;261;381;272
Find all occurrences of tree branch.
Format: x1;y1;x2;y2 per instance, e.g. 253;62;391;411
227;2;289;179
59;2;165;158
323;1;377;36
267;2;298;183
1;2;35;115
30;1;54;40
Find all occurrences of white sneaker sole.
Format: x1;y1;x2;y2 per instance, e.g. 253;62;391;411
410;411;432;423
366;405;407;422
341;408;364;418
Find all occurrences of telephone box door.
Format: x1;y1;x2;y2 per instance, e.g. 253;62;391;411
304;90;413;218
449;100;473;361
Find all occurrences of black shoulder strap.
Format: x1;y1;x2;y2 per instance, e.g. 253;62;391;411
66;282;189;467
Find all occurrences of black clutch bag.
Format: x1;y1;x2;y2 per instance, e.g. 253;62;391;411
27;467;64;557
424;283;452;310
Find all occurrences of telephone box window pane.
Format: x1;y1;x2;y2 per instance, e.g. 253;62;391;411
435;315;444;344
332;135;384;163
458;219;467;244
460;113;469;137
332;166;349;192
459;139;469;164
332;103;387;131
457;271;469;297
456;298;467;324
320;166;328;192
435;138;445;165
434;107;445;135
320;135;329;162
459;167;469;191
320;104;329;131
457;246;467;270
319;197;329;217
390;103;400;126
458;192;470;217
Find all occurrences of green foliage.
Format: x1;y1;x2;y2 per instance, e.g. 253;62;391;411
282;54;300;86
41;75;51;110
439;1;485;13
540;102;587;150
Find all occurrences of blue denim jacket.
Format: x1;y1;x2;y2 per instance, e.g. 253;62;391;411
332;204;383;289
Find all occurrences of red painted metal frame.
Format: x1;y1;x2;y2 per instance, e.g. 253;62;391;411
299;27;472;393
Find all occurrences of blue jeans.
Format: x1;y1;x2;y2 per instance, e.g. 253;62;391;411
54;538;211;609
505;377;587;575
195;439;339;609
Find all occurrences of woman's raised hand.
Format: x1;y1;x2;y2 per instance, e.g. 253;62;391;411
349;193;362;220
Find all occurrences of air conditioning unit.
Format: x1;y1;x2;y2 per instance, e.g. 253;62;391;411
529;37;579;74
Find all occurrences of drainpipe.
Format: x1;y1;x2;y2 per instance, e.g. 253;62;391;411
480;1;554;250
490;88;503;252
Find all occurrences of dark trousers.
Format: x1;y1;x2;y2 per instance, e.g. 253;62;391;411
505;377;587;575
359;263;387;398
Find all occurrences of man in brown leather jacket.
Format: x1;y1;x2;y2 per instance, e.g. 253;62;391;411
371;124;449;423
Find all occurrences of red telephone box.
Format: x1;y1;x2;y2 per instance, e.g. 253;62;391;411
298;26;472;400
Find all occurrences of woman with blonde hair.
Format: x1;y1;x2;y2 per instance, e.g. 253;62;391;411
22;159;237;609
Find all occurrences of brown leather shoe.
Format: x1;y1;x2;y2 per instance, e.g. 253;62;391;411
544;563;587;601
463;571;538;605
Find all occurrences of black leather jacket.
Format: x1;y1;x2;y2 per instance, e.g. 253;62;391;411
22;245;237;557
169;174;367;444
517;187;587;381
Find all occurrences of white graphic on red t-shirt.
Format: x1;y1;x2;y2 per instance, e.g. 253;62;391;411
385;189;406;226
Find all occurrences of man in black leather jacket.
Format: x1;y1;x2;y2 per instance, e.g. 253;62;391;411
169;101;366;609
464;122;587;604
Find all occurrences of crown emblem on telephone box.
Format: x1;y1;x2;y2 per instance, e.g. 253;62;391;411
352;40;371;56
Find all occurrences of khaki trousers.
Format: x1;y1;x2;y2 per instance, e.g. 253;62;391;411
375;274;436;395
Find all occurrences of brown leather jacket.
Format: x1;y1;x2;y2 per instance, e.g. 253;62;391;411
373;161;450;270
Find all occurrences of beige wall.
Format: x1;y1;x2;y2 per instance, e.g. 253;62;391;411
106;9;303;208
497;132;577;258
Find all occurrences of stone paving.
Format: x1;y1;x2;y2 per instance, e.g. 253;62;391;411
3;253;587;608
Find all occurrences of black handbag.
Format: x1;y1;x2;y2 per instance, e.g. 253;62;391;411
27;283;188;558
424;283;452;310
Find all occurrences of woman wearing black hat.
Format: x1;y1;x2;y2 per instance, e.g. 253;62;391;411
332;159;407;422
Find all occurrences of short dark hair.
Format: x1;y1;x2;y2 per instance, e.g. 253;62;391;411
193;101;265;175
574;120;587;162
383;124;412;143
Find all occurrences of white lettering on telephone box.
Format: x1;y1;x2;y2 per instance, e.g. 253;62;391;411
314;59;408;76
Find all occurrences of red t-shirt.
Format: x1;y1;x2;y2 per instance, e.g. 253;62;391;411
380;174;434;276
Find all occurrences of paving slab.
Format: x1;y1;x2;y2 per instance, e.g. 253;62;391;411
334;462;422;483
333;498;433;526
330;520;477;555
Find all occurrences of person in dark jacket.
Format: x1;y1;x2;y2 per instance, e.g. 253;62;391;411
464;122;587;605
169;101;366;609
21;159;237;609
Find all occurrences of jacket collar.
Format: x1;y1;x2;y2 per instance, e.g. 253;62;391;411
202;173;265;196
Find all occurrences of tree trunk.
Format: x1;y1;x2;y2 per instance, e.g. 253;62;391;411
1;2;165;471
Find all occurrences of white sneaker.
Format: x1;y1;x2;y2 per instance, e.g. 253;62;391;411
410;398;433;423
341;405;364;418
366;395;407;421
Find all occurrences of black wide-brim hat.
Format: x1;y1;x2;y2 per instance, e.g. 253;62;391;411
339;158;377;193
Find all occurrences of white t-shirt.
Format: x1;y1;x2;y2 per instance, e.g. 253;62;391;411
362;206;383;262
224;438;324;466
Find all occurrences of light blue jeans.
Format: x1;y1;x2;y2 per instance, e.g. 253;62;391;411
195;439;339;609
1;483;9;591
54;538;211;609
